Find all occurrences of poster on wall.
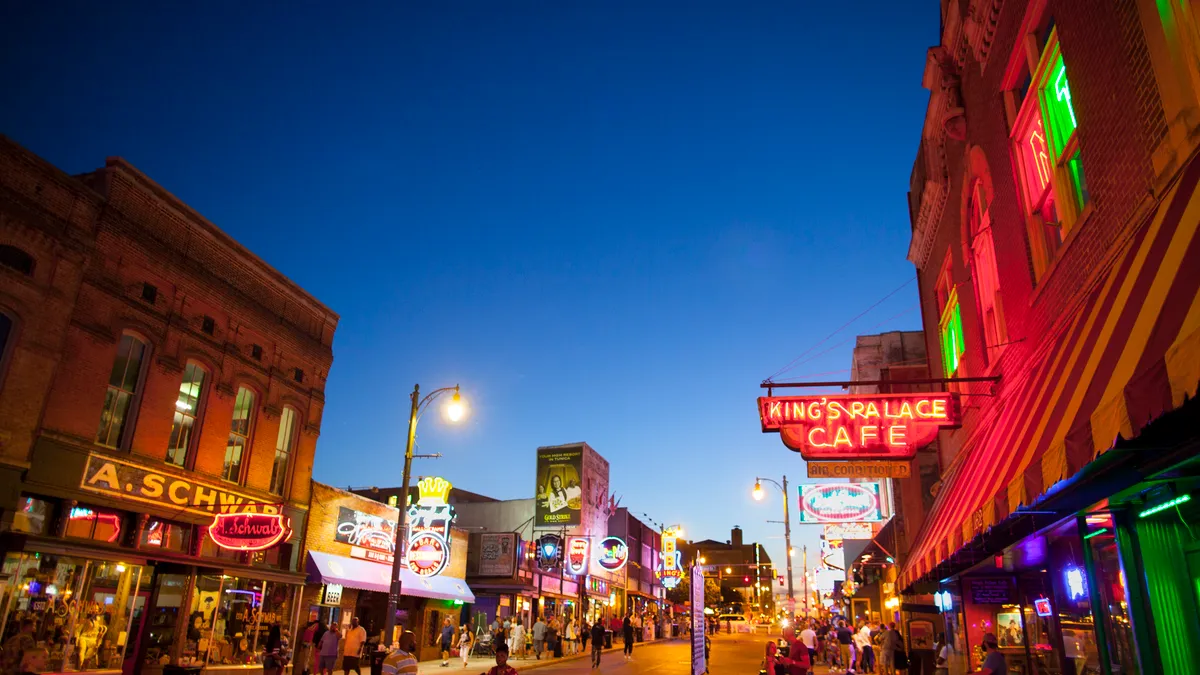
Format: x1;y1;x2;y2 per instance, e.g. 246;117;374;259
478;533;518;577
535;446;584;526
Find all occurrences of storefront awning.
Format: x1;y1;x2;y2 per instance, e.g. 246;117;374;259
307;551;476;603
898;156;1200;592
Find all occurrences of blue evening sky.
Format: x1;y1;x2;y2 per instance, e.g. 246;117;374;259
3;1;935;582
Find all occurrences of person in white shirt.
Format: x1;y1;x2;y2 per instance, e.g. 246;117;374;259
854;624;875;674
800;622;818;663
509;621;526;659
342;617;367;675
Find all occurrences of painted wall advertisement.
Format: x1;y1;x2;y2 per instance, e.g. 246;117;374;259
478;533;518;577
535;446;584;526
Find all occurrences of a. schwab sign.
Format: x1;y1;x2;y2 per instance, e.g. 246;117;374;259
80;454;280;516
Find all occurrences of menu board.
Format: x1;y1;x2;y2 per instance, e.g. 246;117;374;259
969;578;1014;604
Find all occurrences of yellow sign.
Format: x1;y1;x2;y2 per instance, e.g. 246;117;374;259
80;454;279;516
807;461;911;479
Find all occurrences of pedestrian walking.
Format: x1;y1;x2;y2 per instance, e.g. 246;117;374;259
880;623;901;675
621;613;635;660
458;625;472;668
836;620;854;673
509;621;526;659
316;624;339;675
580;619;590;653
532;617;546;660
590;620;605;669
440;617;455;667
854;624;874;673
342;617;367;675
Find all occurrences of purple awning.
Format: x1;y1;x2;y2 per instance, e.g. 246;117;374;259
306;551;475;603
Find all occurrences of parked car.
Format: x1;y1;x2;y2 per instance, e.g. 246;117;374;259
717;614;751;633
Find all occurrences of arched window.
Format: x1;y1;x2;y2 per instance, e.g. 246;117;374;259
223;387;256;482
97;334;149;448
967;179;1007;364
270;406;297;495
166;362;208;467
0;245;34;276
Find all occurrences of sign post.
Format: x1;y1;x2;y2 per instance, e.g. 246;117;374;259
690;564;706;675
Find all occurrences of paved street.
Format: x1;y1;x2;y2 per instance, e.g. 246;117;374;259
419;633;793;675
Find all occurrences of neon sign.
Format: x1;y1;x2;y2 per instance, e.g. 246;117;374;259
566;537;590;575
336;506;396;563
536;533;563;571
934;590;954;612
596;537;629;571
799;484;883;523
208;513;291;551
405;477;455;577
759;393;959;460
657;529;684;589
1034;597;1052;617
69;507;122;543
1065;566;1086;601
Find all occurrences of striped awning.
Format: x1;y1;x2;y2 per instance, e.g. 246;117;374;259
898;156;1200;591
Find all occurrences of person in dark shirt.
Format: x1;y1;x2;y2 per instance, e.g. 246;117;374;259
836;620;854;673
590;622;606;669
621;614;635;660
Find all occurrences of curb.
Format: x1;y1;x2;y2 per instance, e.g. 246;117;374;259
501;638;679;672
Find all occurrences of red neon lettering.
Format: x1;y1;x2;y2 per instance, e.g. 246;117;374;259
915;399;932;418
850;401;865;418
860;425;878;445
899;402;914;418
866;402;880;418
808;427;832;447
833;427;852;448
932;398;947;419
807;402;822;419
791;401;804;420
889;426;907;446
768;401;782;420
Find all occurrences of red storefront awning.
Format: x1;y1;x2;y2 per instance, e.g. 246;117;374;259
898;156;1200;591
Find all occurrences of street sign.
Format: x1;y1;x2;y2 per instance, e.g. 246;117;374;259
807;461;911;479
690;564;706;675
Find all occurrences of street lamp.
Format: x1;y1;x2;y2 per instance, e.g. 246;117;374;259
383;383;467;646
752;476;795;618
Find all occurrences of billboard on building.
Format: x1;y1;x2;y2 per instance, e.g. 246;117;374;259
535;446;584;527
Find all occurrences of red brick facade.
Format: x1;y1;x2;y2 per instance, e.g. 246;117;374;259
908;0;1171;486
0;134;337;551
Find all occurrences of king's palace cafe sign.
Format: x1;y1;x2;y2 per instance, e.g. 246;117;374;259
79;454;282;516
758;392;961;460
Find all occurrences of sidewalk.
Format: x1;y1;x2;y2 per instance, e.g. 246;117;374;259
415;638;677;674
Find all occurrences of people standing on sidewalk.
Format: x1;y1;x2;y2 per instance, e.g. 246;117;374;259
316;624;339;675
531;617;546;660
440;617;455;667
458;625;473;668
854;623;874;673
509;620;526;659
343;617;367;675
565;618;577;655
836;620;854;673
580;619;590;653
590;620;605;669
879;623;902;675
800;621;817;665
621;613;635;660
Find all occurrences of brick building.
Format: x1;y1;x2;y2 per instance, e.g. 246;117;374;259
0;136;338;674
899;1;1200;673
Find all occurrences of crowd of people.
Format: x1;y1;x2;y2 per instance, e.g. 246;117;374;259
765;618;908;675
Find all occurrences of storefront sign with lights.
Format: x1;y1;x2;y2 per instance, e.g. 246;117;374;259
336;506;396;564
758;393;959;460
823;522;874;540
208;513;292;551
536;534;563;571
798;483;883;523
658;529;683;589
596;537;629;571
80;454;281;516
404;477;456;577
566;537;590;575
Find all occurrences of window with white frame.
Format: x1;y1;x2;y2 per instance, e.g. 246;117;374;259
223;387;255;482
270;406;297;495
166;363;207;466
97;334;148;448
967;179;1007;364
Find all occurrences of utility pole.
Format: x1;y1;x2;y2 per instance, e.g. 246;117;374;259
782;475;794;619
803;545;809;617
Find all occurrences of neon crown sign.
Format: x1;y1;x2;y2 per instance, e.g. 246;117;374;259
758;392;960;460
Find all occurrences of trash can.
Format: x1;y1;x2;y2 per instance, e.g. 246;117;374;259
369;649;388;675
604;630;613;649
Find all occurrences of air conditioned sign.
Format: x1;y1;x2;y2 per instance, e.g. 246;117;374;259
758;393;959;460
798;483;883;523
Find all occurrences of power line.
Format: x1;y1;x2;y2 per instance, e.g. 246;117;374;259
765;276;917;382
768;301;921;382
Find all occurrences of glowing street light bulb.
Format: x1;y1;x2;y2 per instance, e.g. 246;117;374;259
445;391;466;422
725;567;733;574
753;482;765;501
699;557;706;564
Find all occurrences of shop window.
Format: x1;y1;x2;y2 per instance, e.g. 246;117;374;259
182;574;297;667
166;362;207;467
936;260;966;378
11;496;50;535
0;553;149;672
223;387;256;483
966;179;1007;364
140;519;191;553
1082;514;1139;674
64;505;123;544
269;406;297;496
96;334;148;448
1010;29;1089;280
